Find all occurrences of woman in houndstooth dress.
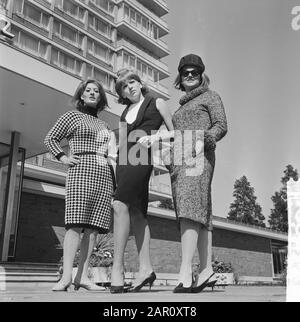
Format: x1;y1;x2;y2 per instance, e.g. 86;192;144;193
44;79;116;292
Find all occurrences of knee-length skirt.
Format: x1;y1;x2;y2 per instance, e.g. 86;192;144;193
170;151;215;231
65;155;113;232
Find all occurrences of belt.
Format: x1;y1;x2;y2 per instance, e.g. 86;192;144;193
74;152;107;158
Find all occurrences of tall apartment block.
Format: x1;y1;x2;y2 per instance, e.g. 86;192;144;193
1;0;170;99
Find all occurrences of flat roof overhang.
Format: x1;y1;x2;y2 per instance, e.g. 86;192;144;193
0;42;121;158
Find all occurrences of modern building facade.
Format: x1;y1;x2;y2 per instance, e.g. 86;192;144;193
0;0;287;283
0;0;170;261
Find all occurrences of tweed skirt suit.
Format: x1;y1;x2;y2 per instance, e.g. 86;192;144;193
170;85;227;231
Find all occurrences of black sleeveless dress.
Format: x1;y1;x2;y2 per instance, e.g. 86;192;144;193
114;94;163;215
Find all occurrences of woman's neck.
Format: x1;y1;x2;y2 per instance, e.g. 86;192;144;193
130;94;144;105
81;104;98;117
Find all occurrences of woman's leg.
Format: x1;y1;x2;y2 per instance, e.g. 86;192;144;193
197;228;213;271
74;228;98;283
130;208;153;284
195;228;214;286
111;200;131;286
178;218;199;287
56;227;81;285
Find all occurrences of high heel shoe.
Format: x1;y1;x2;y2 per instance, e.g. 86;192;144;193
73;281;106;291
206;279;217;291
191;272;215;293
52;280;72;292
131;272;156;292
110;285;133;294
173;282;193;293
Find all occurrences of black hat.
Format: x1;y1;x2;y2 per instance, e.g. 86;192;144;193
178;54;205;74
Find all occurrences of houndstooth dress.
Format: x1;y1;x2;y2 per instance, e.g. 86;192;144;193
44;110;113;233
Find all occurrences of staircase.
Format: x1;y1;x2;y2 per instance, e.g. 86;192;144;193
0;262;60;288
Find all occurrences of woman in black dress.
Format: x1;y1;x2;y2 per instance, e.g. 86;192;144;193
44;79;116;292
110;69;174;293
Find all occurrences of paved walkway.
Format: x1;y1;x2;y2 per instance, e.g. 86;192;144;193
0;284;286;302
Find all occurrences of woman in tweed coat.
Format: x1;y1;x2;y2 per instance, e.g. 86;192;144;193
44;79;116;292
171;54;227;293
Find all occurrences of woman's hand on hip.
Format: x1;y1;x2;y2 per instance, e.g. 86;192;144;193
59;155;81;167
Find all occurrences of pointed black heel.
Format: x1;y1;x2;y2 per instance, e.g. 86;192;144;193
110;285;133;294
206;280;217;291
173;282;193;293
191;272;215;293
131;272;156;292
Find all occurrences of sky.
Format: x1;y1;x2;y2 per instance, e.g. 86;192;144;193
163;0;300;222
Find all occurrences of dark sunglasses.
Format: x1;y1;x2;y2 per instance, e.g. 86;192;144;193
181;70;200;78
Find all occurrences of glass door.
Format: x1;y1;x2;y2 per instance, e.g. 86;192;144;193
0;142;25;260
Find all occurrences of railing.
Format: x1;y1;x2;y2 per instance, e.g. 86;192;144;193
87;26;113;45
123;0;169;31
87;0;114;22
34;0;51;9
53;7;85;29
52;35;84;56
116;39;169;74
12;13;49;38
86;52;113;70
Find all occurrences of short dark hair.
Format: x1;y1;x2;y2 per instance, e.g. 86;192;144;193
114;68;149;105
71;79;108;112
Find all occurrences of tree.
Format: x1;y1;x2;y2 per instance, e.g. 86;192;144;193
268;165;298;232
227;176;266;227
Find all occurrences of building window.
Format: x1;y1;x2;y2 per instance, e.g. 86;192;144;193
11;26;47;59
51;48;82;76
87;39;108;62
86;64;93;78
152;24;158;39
123;51;136;69
88;14;111;39
15;1;50;30
153;70;159;83
56;0;85;22
94;68;108;88
53;20;83;47
91;0;114;14
124;5;129;22
130;9;136;25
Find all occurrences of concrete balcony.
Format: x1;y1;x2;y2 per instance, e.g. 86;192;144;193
135;0;169;17
34;0;52;10
116;39;169;78
116;20;169;58
87;0;115;23
12;13;49;38
53;7;85;29
117;0;169;34
146;79;170;100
